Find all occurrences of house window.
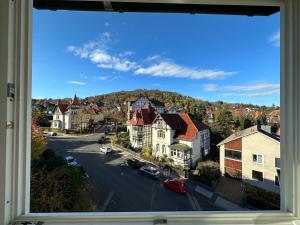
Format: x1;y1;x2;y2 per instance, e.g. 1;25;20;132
157;130;165;138
252;170;263;182
171;149;176;157
225;149;242;160
253;154;264;164
275;157;280;168
156;144;160;152
162;145;166;154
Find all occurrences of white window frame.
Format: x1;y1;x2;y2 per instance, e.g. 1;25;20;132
1;0;300;225
253;154;264;164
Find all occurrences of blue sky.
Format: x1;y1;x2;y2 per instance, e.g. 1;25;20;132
32;9;280;106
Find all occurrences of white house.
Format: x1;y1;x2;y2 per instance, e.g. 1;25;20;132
218;125;280;194
152;113;210;168
51;94;80;129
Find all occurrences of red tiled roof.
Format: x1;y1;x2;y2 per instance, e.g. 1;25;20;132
177;113;209;141
57;102;69;114
130;106;157;126
160;114;186;130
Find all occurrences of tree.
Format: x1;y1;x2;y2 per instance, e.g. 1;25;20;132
31;122;47;160
243;115;255;129
108;111;126;133
31;149;96;212
111;135;120;145
72;107;94;133
32;108;51;127
141;146;152;158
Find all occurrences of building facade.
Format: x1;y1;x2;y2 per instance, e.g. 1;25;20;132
152;113;210;168
51;94;80;129
218;125;280;193
127;104;157;149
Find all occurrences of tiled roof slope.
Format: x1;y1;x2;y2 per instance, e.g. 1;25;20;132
159;113;209;141
217;125;280;146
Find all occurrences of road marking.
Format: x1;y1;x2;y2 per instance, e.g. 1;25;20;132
100;191;115;211
186;192;202;211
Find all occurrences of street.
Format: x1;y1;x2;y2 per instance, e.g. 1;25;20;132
47;133;221;212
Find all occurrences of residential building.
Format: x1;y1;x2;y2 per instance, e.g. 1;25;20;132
51;94;80;129
152;113;210;168
218;125;280;194
127;104;157;149
126;96;164;120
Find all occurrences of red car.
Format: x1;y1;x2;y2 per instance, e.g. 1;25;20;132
163;178;186;193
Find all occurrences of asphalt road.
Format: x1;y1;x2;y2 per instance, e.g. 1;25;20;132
47;133;220;212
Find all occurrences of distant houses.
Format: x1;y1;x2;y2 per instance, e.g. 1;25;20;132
51;94;104;130
218;125;280;194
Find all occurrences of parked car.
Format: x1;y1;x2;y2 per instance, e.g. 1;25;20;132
125;158;146;169
49;131;57;136
139;166;160;179
163;178;186;193
97;138;105;144
65;156;78;166
99;146;112;154
77;165;89;178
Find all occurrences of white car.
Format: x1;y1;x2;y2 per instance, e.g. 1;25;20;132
99;146;112;154
65;156;78;166
139;166;160;179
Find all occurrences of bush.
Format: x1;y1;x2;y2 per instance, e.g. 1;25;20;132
111;135;120;145
31;149;96;212
141;146;152;158
194;160;220;184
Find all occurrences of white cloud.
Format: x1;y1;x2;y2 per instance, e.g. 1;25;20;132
221;82;280;97
67;34;236;81
202;83;219;91
80;74;88;79
68;81;86;85
269;31;280;47
224;82;279;92
119;51;135;57
152;83;161;87
135;61;237;80
94;76;108;81
145;55;162;62
67;32;137;72
221;90;279;97
104;22;110;27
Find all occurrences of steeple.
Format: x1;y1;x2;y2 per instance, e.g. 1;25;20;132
70;93;80;106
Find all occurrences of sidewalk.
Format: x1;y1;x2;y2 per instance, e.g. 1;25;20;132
187;179;248;211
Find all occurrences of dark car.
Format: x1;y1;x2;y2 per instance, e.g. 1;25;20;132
125;159;146;169
78;165;89;178
97;138;105;144
139;166;160;179
163;178;186;193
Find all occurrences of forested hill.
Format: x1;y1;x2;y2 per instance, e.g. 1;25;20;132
85;89;273;117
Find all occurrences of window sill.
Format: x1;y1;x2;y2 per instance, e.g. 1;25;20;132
14;211;298;225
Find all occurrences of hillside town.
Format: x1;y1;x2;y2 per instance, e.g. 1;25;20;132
31;91;281;212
